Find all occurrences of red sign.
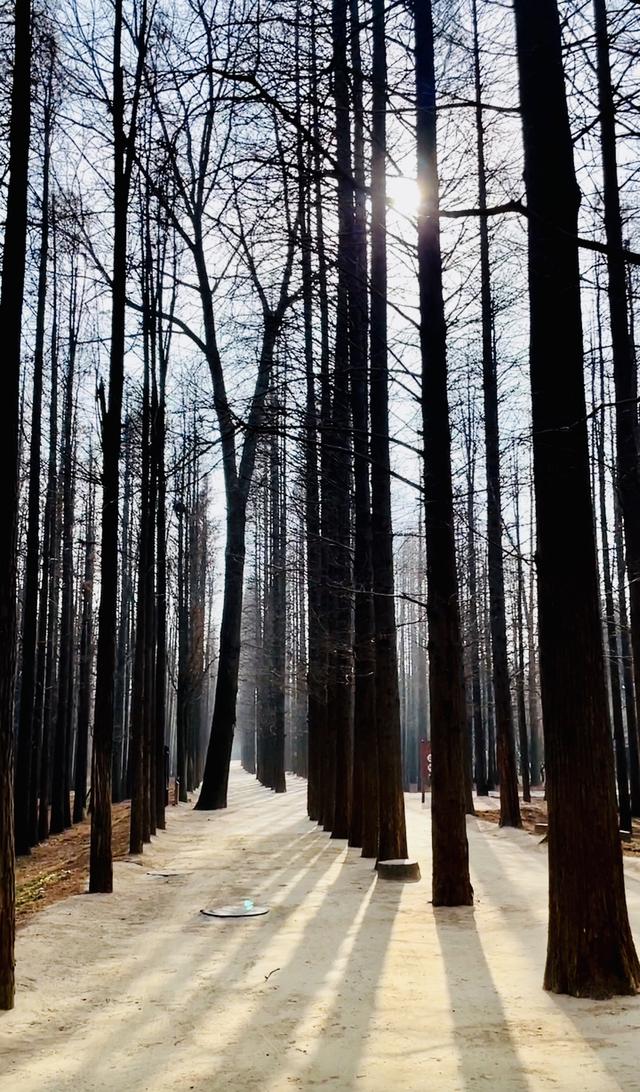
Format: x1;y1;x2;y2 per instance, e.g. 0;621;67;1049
420;738;432;789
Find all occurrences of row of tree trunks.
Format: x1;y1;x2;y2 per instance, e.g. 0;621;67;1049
303;0;409;862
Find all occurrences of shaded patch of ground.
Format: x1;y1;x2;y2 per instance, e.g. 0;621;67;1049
16;802;132;925
476;797;640;855
475;798;547;833
15;781;191;926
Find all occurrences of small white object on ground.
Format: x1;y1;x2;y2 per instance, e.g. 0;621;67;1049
200;905;270;918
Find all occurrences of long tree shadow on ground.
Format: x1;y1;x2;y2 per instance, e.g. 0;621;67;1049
434;906;531;1090
296;875;404;1089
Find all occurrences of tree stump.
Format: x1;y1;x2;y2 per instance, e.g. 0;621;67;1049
376;859;421;881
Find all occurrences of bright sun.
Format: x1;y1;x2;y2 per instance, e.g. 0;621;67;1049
386;175;421;216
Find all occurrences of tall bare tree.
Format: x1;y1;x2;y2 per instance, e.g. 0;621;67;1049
0;0;33;1011
513;0;640;997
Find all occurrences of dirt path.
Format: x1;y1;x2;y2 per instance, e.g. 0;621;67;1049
2;764;640;1091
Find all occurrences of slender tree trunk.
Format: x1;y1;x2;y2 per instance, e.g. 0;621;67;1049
270;408;286;793
196;498;247;808
0;0;32;1010
513;0;639;997
196;287;286;808
370;0;408;861
415;0;472;906
91;0;146;891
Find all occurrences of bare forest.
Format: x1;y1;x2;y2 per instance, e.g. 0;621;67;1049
2;0;640;1086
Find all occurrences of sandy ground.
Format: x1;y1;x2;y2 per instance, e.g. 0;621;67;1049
2;764;640;1091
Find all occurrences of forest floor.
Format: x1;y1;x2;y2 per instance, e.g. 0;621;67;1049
15;801;132;924
3;765;640;1091
475;793;640;856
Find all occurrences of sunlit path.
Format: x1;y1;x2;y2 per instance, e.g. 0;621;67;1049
1;763;639;1090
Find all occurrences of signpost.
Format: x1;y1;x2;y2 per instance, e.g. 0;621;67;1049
419;738;432;803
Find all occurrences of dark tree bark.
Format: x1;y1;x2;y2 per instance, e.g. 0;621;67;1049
197;504;245;809
256;481;269;788
415;0;473;906
0;0;32;1011
370;0;408;862
269;403;286;794
513;0;640;997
